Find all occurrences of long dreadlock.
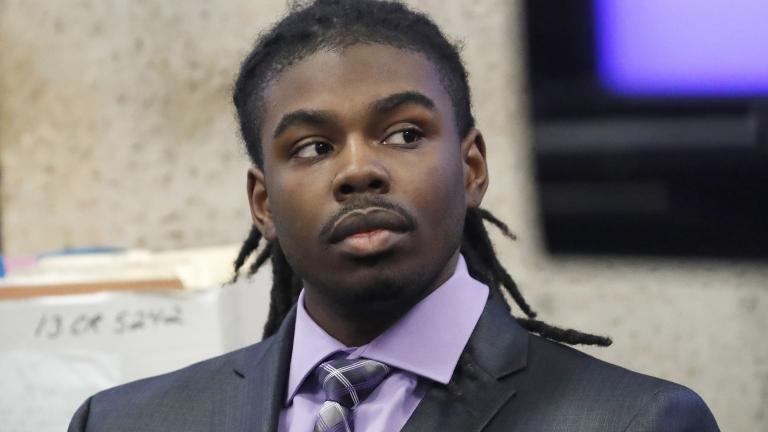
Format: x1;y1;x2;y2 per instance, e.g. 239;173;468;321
230;0;611;346
231;208;611;347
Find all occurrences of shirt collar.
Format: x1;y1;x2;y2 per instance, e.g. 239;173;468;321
284;255;489;404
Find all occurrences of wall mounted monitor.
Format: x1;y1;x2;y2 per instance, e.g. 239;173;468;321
525;0;768;258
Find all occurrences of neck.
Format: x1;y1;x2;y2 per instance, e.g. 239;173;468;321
302;295;402;346
302;254;459;347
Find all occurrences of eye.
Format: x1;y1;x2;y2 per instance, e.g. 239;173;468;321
294;141;333;159
383;127;424;146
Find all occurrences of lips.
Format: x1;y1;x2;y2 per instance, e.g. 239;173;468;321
327;208;413;244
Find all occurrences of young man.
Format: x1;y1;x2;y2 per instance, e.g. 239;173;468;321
69;1;720;430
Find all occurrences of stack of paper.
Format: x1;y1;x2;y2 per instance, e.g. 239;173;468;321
0;245;273;432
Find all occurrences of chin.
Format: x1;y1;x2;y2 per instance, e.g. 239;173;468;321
312;257;437;311
337;267;414;306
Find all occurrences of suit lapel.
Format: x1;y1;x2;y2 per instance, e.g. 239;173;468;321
227;306;297;432
212;290;527;431
401;292;528;432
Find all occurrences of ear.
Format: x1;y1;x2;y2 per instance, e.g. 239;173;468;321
247;167;277;241
461;128;489;209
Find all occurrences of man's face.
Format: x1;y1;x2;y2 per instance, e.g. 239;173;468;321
248;43;487;313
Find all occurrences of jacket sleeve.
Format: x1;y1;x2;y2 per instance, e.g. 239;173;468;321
67;397;92;432
623;386;720;432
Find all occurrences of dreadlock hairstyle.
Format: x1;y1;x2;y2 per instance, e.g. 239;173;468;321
231;0;611;347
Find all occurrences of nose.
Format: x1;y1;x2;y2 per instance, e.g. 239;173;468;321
332;140;391;201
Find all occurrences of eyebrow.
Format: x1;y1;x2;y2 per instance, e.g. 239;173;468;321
271;91;437;139
368;91;436;116
273;110;337;139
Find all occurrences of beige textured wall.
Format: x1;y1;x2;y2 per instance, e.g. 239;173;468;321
1;1;766;430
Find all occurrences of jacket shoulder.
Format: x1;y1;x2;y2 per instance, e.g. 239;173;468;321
494;334;719;431
527;334;675;393
68;337;277;432
623;382;720;431
96;337;272;402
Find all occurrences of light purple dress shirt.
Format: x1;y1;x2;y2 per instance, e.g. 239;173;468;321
277;255;490;432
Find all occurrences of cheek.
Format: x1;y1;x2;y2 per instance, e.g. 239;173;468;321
405;148;466;225
267;173;324;243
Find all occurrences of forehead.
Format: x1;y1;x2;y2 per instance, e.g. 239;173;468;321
259;44;455;140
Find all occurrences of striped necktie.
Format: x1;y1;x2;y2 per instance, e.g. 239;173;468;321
313;358;390;432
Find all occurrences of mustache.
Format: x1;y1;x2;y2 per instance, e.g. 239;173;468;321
318;196;417;243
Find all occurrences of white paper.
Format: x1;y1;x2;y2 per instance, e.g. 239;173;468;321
0;350;120;432
0;269;272;431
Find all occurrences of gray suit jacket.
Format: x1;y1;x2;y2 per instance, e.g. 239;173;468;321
68;293;720;431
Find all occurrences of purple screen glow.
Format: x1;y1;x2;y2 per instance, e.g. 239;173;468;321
596;0;768;97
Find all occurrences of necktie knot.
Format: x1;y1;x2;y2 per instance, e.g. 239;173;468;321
313;358;390;432
315;358;390;409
